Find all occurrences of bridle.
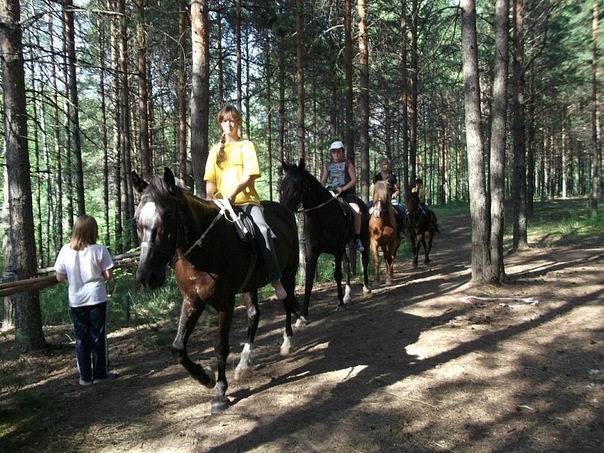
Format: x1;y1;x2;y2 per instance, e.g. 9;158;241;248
405;203;423;230
293;179;338;213
371;199;385;218
138;197;230;263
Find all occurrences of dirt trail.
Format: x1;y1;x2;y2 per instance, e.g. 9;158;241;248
1;211;603;452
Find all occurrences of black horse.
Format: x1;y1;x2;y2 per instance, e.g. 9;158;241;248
132;168;299;414
405;192;439;268
280;159;370;324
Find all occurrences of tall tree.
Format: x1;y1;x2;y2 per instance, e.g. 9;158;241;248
63;0;85;215
460;0;492;285
177;0;188;184
0;0;45;348
489;0;510;282
591;0;601;215
135;0;152;180
190;0;210;196
511;0;528;249
357;0;370;199
296;0;305;158
344;0;354;154
408;0;419;180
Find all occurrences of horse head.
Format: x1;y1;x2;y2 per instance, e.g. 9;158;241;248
132;167;180;289
280;159;307;211
406;191;420;214
372;181;391;216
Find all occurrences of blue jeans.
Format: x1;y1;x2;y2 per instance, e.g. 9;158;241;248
71;302;109;381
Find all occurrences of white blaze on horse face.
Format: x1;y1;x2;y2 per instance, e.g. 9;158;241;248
139;201;159;240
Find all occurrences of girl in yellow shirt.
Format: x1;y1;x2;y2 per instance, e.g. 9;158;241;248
204;105;287;300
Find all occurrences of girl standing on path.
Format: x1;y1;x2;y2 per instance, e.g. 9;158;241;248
54;215;115;386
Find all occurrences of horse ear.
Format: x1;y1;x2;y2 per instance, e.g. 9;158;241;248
131;171;147;193
163;167;176;188
298;158;305;170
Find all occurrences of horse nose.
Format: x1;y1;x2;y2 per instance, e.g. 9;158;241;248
136;265;165;289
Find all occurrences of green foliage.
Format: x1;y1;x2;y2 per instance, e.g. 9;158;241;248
529;198;604;246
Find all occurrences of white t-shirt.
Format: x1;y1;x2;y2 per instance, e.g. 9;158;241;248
54;243;114;308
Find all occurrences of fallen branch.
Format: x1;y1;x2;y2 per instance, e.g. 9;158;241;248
0;251;141;298
460;295;539;305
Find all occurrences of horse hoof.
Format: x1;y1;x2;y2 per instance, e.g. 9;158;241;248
372;281;381;290
211;397;231;414
385;279;393;286
336;303;347;311
295;316;309;327
363;285;372;295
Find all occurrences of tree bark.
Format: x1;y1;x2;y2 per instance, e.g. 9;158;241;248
62;0;85;215
190;0;210;196
512;0;528;249
489;0;510;282
357;0;370;200
135;0;152;180
0;0;45;348
460;0;492;285
344;0;354;156
296;0;305;158
177;0;188;186
591;0;601;215
409;0;419;180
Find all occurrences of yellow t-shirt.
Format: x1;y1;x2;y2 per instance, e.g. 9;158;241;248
204;139;261;206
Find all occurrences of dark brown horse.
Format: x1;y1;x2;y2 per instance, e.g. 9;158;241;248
369;181;401;287
280;159;370;324
132;168;299;414
405;192;439;269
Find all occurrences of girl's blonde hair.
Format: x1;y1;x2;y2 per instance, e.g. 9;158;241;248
216;105;242;168
69;215;99;250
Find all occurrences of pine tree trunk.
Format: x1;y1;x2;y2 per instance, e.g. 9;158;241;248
0;0;45;348
460;0;492;285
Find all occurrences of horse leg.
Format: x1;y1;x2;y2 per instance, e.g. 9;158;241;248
235;291;259;380
212;304;235;414
371;240;381;289
279;270;297;355
296;254;318;326
172;297;215;387
385;247;394;286
412;237;420;269
421;234;431;264
425;230;434;263
361;247;371;295
335;254;349;309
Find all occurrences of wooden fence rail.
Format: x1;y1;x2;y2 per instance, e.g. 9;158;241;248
0;251;140;298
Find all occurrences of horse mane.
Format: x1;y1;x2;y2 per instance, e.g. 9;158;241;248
135;176;177;217
288;159;332;203
373;181;396;226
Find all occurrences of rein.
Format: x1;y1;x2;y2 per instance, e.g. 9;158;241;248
180;198;258;293
180;202;228;259
406;205;423;230
295;186;338;213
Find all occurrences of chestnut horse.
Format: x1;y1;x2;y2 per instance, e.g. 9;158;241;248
405;192;439;268
132;168;299;414
369;181;401;287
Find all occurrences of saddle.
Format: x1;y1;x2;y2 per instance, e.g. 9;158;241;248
329;189;354;221
214;199;255;243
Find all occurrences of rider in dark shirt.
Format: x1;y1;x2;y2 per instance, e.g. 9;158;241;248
372;157;406;238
